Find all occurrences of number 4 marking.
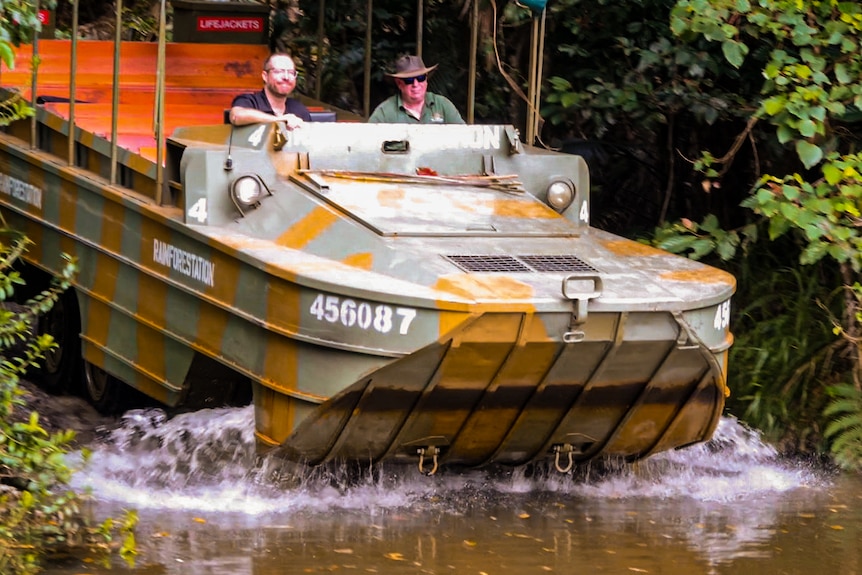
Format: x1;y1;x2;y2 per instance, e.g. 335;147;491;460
248;125;267;147
188;198;208;224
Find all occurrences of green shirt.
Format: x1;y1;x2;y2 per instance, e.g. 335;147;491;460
368;92;465;124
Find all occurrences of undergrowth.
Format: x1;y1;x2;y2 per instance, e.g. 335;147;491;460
724;238;855;460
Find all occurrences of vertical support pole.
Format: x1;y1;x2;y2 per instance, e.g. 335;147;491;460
525;15;539;144
67;0;79;165
416;0;423;58
467;0;478;124
29;0;40;150
533;8;546;143
109;0;123;185
363;0;373;118
154;0;167;205
315;0;325;100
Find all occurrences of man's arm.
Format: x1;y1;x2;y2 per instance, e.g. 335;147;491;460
229;106;306;129
229;106;279;126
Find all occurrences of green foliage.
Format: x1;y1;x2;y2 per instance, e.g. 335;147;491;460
0;0;50;127
724;242;845;446
653;214;757;261
0;0;57;47
0;229;136;574
672;1;862;251
663;1;862;466
823;383;862;471
543;0;748;138
742;153;862;270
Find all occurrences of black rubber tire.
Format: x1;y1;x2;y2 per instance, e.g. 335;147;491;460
82;360;125;415
32;289;82;394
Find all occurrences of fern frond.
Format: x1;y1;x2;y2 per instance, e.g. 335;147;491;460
829;429;862;457
823;413;862;439
822;383;862;470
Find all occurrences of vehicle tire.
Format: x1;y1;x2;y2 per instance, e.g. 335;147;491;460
83;360;124;414
32;289;82;394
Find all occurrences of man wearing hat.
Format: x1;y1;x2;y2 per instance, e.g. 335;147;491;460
368;54;464;124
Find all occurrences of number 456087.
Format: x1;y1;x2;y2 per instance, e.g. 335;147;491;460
309;293;417;335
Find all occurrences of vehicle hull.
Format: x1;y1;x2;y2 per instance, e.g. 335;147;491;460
0;90;734;472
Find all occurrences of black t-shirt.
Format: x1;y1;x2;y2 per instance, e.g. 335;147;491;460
231;89;311;121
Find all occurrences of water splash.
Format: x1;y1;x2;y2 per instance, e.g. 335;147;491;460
70;406;824;514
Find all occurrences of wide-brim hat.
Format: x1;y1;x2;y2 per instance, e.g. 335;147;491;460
386;54;438;78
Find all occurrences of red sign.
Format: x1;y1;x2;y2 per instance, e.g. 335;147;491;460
196;16;263;33
38;9;51;25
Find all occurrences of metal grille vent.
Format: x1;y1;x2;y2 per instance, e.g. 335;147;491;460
445;254;597;273
519;255;597;273
445;255;531;273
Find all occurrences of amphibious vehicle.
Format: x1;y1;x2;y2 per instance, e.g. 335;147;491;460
0;22;734;475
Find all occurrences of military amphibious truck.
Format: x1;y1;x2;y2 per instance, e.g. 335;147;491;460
0;37;734;475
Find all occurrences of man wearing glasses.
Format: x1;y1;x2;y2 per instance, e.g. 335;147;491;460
229;53;311;128
368;55;464;124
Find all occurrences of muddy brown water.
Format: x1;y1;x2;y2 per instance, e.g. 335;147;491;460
33;403;862;575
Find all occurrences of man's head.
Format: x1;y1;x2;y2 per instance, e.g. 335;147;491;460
262;53;298;98
387;54;437;106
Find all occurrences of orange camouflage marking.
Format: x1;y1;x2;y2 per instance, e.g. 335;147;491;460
203;246;241;303
451;312;524;344
435;274;536;302
255;385;297;445
341;251;373;269
20;219;45;261
264;276;303;335
261;334;299;394
90;252;121;304
84;294;113;351
136;273;169;331
99;195;127;255
661;267;736;286
135;320;168;382
490;198;560;219
436;309;478;341
602;238;668;257
216;234;354;279
195;302;232;356
376;187;405;207
275;206;339;249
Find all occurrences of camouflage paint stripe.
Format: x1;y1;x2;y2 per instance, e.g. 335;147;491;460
275;206;339;248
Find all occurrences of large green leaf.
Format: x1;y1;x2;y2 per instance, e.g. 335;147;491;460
721;39;748;68
796;140;823;169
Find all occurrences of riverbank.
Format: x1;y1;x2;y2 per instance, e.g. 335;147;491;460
13;379;118;446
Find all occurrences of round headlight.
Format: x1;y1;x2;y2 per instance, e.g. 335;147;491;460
232;175;263;208
546;180;575;212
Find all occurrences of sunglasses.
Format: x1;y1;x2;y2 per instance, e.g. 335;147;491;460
401;74;427;85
